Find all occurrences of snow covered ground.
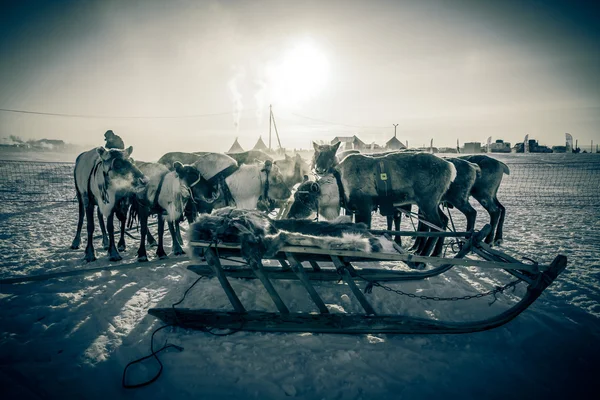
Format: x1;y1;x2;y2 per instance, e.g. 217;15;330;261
1;153;599;399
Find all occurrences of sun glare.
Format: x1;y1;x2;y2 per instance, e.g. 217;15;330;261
266;40;330;107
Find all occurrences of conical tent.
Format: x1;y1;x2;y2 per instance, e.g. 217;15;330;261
385;136;406;150
252;136;268;151
228;137;244;153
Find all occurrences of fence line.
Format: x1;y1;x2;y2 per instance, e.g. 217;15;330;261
1;159;599;208
0;160;76;203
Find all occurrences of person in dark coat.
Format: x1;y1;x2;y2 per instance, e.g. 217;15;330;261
104;130;125;149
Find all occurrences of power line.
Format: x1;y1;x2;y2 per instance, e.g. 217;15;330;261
0;107;256;120
288;112;390;130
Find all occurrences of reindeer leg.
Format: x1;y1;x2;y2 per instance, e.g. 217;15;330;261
83;202;96;262
176;216;184;246
393;210;402;246
431;207;449;257
97;207;109;250
410;219;425;252
146;218;158;247
493;197;506;246
354;205;373;228
117;212;126;252
156;213;167;259
169;221;185;256
418;205;445;258
185;201;196;224
107;212;122;261
472;194;500;245
137;207;149;262
71;191;84;249
415;222;429;254
458;201;477;233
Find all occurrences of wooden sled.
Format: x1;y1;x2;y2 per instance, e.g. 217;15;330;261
149;225;567;334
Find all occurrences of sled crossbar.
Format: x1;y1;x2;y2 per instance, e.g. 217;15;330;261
149;225;568;334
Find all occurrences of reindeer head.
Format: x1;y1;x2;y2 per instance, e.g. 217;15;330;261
274;153;311;188
97;146;147;195
173;161;219;205
287;179;321;219
312;141;340;175
262;160;292;201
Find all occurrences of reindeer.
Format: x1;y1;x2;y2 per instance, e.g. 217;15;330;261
288;152;457;256
193;154;292;211
311;143;503;251
134;161;219;262
158;150;273;171
273;153;311;189
157;151;203;167
227;150;273;165
71;146;147;262
458;155;510;245
410;157;480;255
310;143;412;245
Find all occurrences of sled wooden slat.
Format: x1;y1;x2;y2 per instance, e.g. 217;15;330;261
149;252;568;335
331;256;376;315
285;253;329;314
248;258;290;314
204;247;245;313
188;241;542;273
189;264;449;282
308;261;321;272
471;245;536;285
187;233;473;283
368;230;473;238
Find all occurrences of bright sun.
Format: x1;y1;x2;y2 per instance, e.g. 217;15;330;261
266;40;330;107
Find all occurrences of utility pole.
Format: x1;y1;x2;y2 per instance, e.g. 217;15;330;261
269;104;272;150
393;124;399;138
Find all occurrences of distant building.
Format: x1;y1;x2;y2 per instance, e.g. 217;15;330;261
252;136;268;151
437;147;458;154
227;137;244;153
528;139;552;153
331;135;367;150
462;142;482;153
489;139;511;153
385;134;406;150
514;139;552;153
552;146;567;153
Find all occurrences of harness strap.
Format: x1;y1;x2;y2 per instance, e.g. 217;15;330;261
331;169;346;210
88;160;110;205
221;177;236;207
207;164;239;186
262;168;270;201
152;173;167;212
376;160;395;216
206;164;239;208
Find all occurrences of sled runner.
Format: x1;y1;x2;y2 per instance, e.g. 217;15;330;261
148;209;567;334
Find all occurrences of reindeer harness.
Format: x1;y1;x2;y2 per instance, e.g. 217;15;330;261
375;160;395;216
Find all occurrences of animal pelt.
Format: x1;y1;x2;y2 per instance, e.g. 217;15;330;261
188;207;382;262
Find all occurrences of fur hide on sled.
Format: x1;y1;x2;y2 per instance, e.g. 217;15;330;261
188;207;382;262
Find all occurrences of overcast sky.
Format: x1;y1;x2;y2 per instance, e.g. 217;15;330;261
1;0;598;159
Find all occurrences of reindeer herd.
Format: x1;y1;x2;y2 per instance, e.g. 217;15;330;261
69;141;509;263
